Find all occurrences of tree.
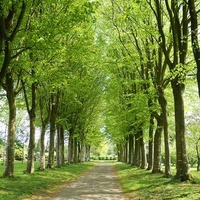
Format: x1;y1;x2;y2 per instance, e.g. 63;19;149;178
148;0;192;181
3;71;21;177
0;1;26;85
188;0;200;97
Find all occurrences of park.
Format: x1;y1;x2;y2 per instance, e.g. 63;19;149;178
0;0;200;199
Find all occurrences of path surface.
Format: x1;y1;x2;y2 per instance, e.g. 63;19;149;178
23;162;126;200
53;162;125;200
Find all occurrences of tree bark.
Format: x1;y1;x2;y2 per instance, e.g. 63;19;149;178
139;129;146;169
152;115;162;173
47;104;56;168
26;82;37;174
134;132;141;167
158;87;171;177
56;126;61;167
73;136;78;163
128;133;134;164
47;93;59;168
60;125;65;165
85;145;90;161
68;127;74;164
147;115;154;170
39;96;51;170
39;123;46;170
3;73;16;177
171;80;191;181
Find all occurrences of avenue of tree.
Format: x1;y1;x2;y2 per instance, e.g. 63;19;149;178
0;0;200;182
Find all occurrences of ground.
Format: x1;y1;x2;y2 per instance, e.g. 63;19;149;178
23;161;126;200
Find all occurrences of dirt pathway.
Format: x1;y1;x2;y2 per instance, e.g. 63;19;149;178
53;161;125;200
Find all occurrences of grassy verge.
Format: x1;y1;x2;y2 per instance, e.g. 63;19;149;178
115;162;200;200
0;161;95;200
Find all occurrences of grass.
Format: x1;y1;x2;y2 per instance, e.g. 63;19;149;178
115;162;200;200
0;161;96;200
2;160;200;200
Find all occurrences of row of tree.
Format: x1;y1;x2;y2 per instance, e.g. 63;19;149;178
102;0;200;182
0;0;105;177
0;0;200;183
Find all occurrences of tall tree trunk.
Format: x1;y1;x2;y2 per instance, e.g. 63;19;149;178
124;138;128;163
85;145;90;161
47;104;56;168
60;125;65;165
171;80;191;181
39;96;51;170
68;128;74;164
39;123;46;170
147;115;154;170
134;132;140;167
152;115;162;173
73;137;78;163
139;129;146;169
56;125;61;167
128;133;134;164
158;87;171;177
26;82;37;174
80;142;86;162
3;73;16;177
47;93;59;168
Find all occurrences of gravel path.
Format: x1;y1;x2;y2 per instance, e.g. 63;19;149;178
53;161;125;200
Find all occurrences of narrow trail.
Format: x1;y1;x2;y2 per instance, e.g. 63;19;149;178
24;161;126;200
54;161;125;200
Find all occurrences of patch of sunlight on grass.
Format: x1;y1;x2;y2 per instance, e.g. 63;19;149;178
0;161;96;200
115;162;200;200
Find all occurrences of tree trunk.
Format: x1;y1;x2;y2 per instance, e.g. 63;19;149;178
196;139;200;171
128;133;134;164
68;128;74;164
56;126;61;167
80;142;86;162
124;138;128;163
39;123;46;170
47;104;56;168
158;88;171;177
134;132;140;167
26;113;36;173
26;82;37;174
171;80;191;181
85;145;90;161
73;137;78;163
139;129;146;169
60;125;65;165
39;96;51;170
147;115;154;170
152;115;162;173
3;73;16;177
47;93;59;168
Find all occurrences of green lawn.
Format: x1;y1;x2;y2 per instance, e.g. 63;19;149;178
1;161;200;200
115;162;200;200
0;161;95;200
